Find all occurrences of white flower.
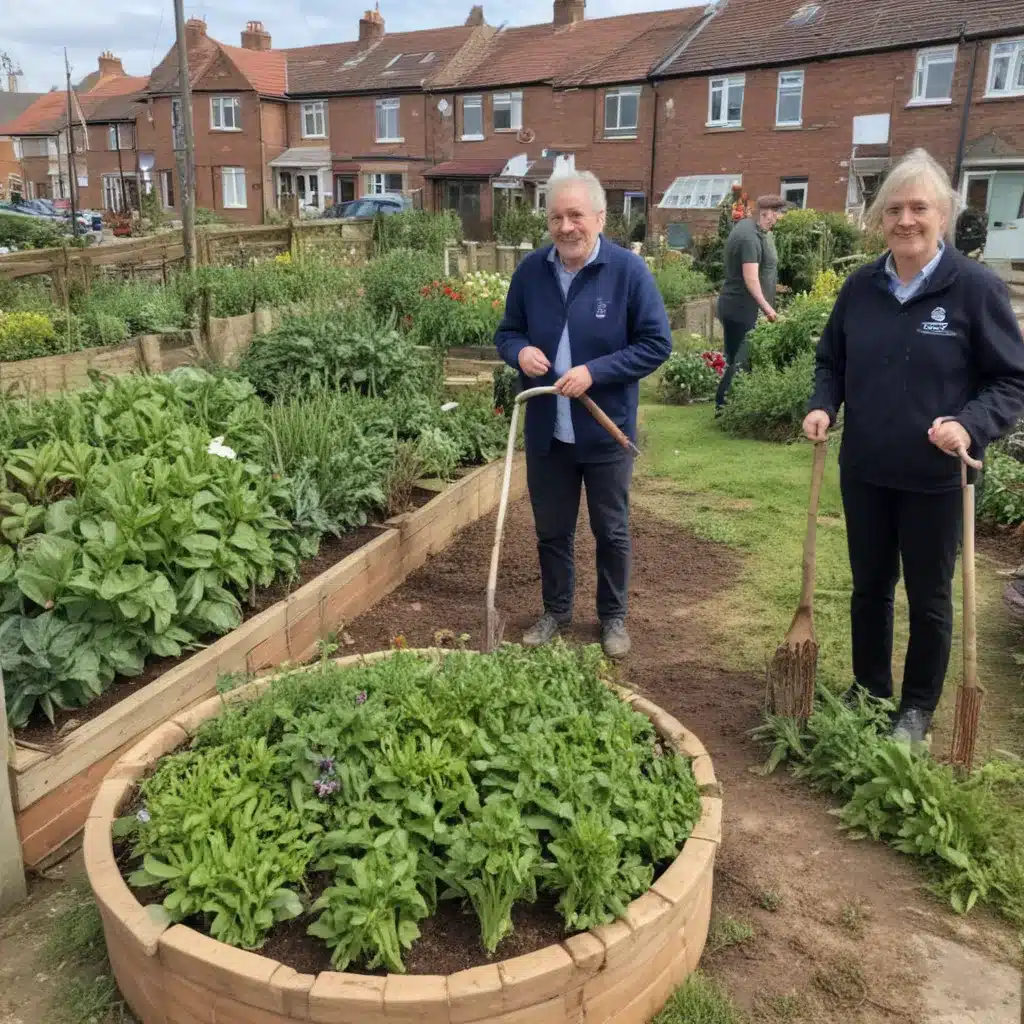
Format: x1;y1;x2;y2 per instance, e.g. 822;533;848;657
441;402;459;412
207;436;237;460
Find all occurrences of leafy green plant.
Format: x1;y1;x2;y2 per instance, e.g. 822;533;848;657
0;212;71;251
375;210;461;256
773;209;860;294
748;294;833;373
362;248;443;325
0;310;60;361
653;263;713;310
661;351;722;405
718;350;816;441
494;202;548;248
978;449;1024;526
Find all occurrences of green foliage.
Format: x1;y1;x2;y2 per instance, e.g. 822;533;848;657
718;350;816;441
978;449;1024;526
653;971;744;1024
375;210;461;256
414;277;506;351
748;294;833;372
773;209;861;294
653;262;713;310
73;279;188;335
660;351;721;405
0;212;70;251
494;202;548;248
193;208;224;226
362;248;444;325
493;364;518;414
753;687;1024;928
0;310;60;361
120;645;702;966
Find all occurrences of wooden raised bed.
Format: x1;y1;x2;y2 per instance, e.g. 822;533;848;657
84;650;720;1024
10;457;525;869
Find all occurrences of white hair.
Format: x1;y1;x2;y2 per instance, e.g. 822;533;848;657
865;147;961;243
544;169;607;214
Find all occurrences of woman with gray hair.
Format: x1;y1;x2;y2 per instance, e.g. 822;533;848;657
804;147;1024;744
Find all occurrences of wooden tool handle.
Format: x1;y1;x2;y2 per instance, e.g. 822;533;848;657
798;442;827;610
577;395;640;455
961;460;978;691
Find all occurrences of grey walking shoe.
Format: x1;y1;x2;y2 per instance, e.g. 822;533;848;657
523;613;566;648
601;618;631;660
890;706;933;745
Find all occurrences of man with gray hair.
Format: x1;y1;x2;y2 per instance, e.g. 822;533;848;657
495;170;672;658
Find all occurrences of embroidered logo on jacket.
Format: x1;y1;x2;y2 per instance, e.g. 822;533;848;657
595;298;608;319
918;306;957;337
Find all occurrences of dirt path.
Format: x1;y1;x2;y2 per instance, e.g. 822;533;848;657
346;491;1023;1022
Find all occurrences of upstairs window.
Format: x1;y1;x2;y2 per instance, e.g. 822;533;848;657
302;101;326;139
375;98;401;142
986;38;1024;97
912;47;956;104
211;96;242;131
776;70;804;126
493;91;523;132
604;86;641;138
462;96;484;140
708;76;744;127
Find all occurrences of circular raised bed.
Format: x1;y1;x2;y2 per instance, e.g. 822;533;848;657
84;649;721;1024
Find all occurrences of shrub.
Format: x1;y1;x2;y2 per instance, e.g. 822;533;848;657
493;364;519;414
718;349;816;441
653;262;712;310
193;207;223;225
75;280;187;335
660;351;723;404
0;310;60;361
749;293;833;372
956;208;988;257
414;274;507;350
375;210;462;255
773;209;861;294
0;212;70;251
79;310;129;349
362;248;443;324
494;203;548;247
978;449;1024;526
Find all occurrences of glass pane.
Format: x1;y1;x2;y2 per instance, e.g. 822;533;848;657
925;60;954;99
778;91;801;123
695;178;710;206
992;55;1010;91
710;87;723;122
465;101;482;136
727;83;743;122
604;93;617;129
619;92;639;129
494;103;511;130
1015;49;1024;88
386;174;403;192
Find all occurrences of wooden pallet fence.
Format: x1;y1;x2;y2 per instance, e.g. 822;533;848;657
10;455;525;868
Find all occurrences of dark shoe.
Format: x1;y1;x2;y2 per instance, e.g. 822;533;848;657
601;618;631;660
523;614;567;648
890;706;933;745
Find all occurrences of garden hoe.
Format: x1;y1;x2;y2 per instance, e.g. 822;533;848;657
951;446;985;772
765;440;827;719
484;385;639;653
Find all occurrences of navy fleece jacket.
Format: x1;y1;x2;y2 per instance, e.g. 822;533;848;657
809;246;1024;492
494;236;672;460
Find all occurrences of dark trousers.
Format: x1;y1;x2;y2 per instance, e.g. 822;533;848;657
715;315;757;409
841;473;962;714
526;440;633;623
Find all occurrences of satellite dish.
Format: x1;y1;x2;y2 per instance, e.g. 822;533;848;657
437;99;450;116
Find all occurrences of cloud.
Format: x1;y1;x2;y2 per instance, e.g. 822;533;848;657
11;0;704;92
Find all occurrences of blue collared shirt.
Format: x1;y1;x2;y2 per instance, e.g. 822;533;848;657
885;242;945;304
548;238;601;444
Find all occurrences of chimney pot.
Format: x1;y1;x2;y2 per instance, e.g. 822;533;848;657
241;19;273;50
359;3;385;43
97;51;126;78
553;0;585;27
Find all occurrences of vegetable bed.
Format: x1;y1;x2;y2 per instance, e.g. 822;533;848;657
86;646;720;1024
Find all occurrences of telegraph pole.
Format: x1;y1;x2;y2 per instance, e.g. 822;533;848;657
64;50;79;238
173;0;197;270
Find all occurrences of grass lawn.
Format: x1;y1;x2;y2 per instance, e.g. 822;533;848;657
635;402;1024;758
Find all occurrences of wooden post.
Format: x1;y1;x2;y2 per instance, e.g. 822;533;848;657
0;666;28;913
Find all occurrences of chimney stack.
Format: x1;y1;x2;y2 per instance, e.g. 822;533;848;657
553;0;585;27
7;73;18;93
359;4;385;44
241;20;272;51
465;5;484;26
185;17;208;48
97;51;125;79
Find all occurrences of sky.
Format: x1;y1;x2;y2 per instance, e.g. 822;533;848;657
6;0;707;94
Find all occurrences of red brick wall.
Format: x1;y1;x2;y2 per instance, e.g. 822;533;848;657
0;139;22;198
651;42;1024;236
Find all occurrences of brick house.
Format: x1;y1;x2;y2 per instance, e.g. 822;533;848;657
0;82;43;201
649;0;1024;262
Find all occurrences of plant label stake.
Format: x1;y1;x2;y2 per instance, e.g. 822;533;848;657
951;447;985;772
765;440;826;719
484;386;639;652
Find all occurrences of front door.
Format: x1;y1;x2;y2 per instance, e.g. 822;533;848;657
444;180;482;240
984;171;1024;262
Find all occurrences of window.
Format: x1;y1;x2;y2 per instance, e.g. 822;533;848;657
20;137;48;158
781;177;808;208
493;91;523;132
375;98;401;142
624;192;646;222
366;172;403;195
462;95;484;140
912;47;956;103
106;124;135;150
159;169;175;209
658;174;740;209
171;98;185;151
708;76;744;127
775;71;804;126
102;174;127;212
604;86;641;138
107;125;118;151
986;38;1024;97
221;167;247;208
302;101;326;139
211;96;241;131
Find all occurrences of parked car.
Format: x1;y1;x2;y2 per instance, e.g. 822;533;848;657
321;195;410;219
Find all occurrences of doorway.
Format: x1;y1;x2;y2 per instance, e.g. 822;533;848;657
334;175;356;205
984;171;1024;262
444;180;483;240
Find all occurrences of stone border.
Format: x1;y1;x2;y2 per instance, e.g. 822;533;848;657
13;457;524;868
84;650;720;1024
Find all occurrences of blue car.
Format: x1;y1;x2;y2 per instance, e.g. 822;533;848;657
321;195;410;219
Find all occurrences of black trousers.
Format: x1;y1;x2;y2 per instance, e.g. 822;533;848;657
526;440;633;623
715;315;757;409
841;473;962;714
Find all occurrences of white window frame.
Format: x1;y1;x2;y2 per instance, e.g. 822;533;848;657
210;96;242;132
461;95;484;141
910;46;957;105
366;172;403;195
780;178;808;208
985;38;1024;98
221;166;247;209
107;125;119;151
159;169;174;210
301;101;327;139
707;75;745;128
604;86;641;139
493;91;523;132
775;70;804;126
375;98;402;143
658;174;740;210
102;173;125;213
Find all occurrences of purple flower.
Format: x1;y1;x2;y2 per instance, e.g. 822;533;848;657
355;690;368;706
136;808;151;824
313;778;340;799
319;757;335;775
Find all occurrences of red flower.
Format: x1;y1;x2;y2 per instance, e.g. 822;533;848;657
494;406;504;416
